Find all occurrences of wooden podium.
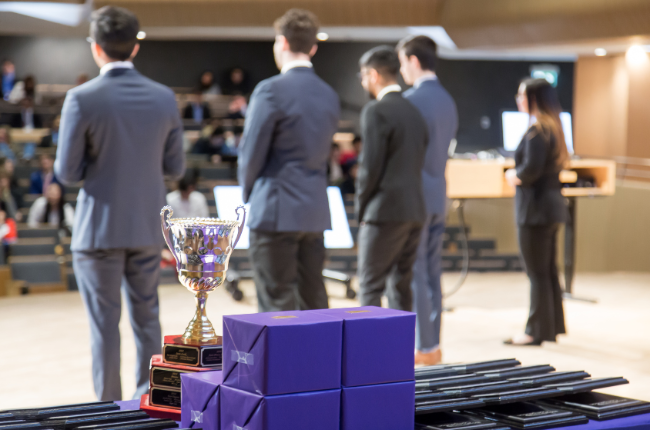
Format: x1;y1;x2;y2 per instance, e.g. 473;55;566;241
446;158;616;300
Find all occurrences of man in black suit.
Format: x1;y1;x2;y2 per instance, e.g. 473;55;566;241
356;46;428;311
238;9;340;312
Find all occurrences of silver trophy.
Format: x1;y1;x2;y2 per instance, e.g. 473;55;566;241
161;205;246;345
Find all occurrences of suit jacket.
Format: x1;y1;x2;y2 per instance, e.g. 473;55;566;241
238;67;340;232
55;67;185;251
356;91;428;224
182;103;211;122
29;171;60;194
403;79;458;217
515;125;568;226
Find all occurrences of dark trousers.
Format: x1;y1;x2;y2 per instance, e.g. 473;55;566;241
411;214;445;351
249;229;328;312
518;224;566;342
358;221;423;311
73;246;162;401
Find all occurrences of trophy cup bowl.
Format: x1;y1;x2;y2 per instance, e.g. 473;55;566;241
161;205;246;345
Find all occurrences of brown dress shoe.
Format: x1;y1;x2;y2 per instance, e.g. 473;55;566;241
415;348;442;366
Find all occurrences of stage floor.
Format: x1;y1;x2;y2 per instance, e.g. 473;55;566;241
1;272;649;408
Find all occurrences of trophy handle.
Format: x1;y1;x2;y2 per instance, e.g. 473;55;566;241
160;205;179;263
232;205;247;249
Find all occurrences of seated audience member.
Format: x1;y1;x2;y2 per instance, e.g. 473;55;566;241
221;67;251;96
183;90;211;124
226;95;248;119
340;135;362;165
0;127;16;161
76;73;89;86
199;71;221;95
166;170;209;219
192;125;226;162
339;159;358;196
8;75;41;105
40;115;61;147
328;143;344;184
0;171;21;221
222;127;241;158
27;182;74;234
1;60;16;101
29;154;60;194
0;203;17;263
11;98;43;129
2;158;19;196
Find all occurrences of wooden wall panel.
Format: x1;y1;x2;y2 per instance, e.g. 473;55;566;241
573;56;628;157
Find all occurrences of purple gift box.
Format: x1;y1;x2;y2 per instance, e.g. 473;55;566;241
314;306;416;386
220;385;340;430
181;371;222;430
222;311;342;395
341;381;415;430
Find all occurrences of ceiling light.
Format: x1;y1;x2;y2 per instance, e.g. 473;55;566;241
317;32;329;41
626;45;648;65
594;48;607;57
137;31;146;40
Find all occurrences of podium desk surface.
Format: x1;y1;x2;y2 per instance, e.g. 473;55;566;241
446;158;616;199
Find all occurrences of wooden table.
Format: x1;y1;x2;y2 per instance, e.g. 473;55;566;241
10;128;50;143
446;158;617;300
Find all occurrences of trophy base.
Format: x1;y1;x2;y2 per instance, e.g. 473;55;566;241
149;387;181;410
150;354;216;389
140;394;181;420
162;335;223;367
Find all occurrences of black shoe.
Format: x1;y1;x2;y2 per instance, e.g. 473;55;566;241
503;338;543;346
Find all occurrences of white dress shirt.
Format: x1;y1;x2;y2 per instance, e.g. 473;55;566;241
413;74;438;88
100;61;134;76
281;60;313;74
376;84;402;101
166;190;210;219
27;197;75;229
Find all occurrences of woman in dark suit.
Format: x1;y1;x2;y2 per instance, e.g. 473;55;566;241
505;78;569;346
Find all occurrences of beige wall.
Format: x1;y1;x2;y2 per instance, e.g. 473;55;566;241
574;52;650;159
448;180;650;272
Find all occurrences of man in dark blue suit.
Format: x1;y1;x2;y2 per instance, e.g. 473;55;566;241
238;9;340;312
55;7;185;400
398;35;458;365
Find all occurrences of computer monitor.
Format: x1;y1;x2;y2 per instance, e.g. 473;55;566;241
213;185;354;250
502;111;574;154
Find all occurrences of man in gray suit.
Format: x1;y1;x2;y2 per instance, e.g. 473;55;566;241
238;9;340;312
55;6;185;400
356;46;428;312
398;35;458;365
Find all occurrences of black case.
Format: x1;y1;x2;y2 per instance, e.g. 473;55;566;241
509;371;590;387
415;411;511;430
469;402;589;429
472;387;561;405
541;392;650;420
416;398;487;415
477;365;555;380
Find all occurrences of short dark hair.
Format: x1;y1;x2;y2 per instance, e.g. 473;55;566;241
359;46;400;80
178;169;198;192
396;35;438;72
90;6;139;61
274;9;319;54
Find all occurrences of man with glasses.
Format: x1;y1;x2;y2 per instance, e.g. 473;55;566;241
55;6;185;401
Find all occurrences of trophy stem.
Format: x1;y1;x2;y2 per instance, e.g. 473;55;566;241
182;291;221;344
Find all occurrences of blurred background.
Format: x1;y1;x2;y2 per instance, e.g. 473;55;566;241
0;0;649;408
